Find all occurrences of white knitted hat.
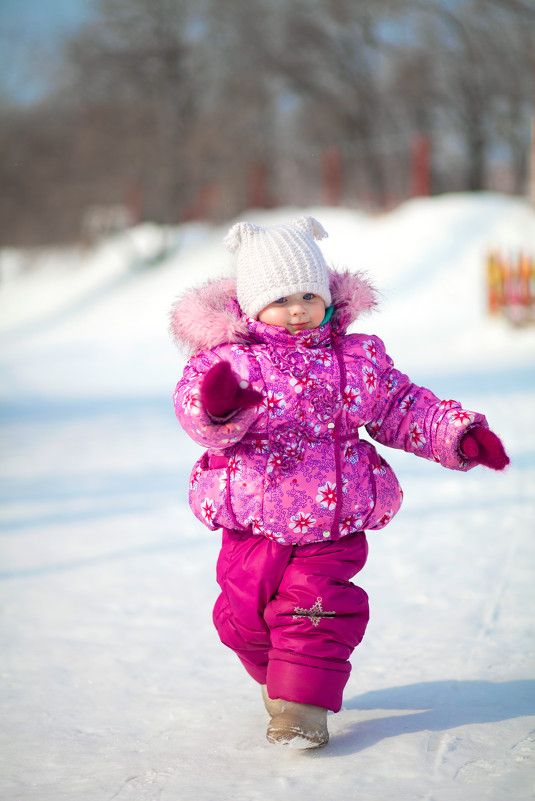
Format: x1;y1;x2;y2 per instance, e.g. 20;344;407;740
224;215;332;318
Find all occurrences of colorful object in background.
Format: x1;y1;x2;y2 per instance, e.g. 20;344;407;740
486;250;535;326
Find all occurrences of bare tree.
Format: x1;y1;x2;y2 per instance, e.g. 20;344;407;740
266;1;397;201
264;0;534;197
183;0;278;213
59;0;204;222
406;0;535;191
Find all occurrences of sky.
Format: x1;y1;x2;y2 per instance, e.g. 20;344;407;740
0;0;96;37
0;0;97;102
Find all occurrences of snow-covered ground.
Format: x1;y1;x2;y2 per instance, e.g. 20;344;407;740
1;193;534;800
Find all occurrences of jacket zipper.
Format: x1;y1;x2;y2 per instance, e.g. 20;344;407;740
330;337;347;539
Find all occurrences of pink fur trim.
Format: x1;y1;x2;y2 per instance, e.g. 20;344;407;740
329;267;378;330
169;276;248;355
169;268;377;354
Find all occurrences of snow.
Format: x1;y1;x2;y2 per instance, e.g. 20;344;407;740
1;193;534;800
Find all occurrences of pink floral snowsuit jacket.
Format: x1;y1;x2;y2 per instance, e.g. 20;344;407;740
171;269;487;546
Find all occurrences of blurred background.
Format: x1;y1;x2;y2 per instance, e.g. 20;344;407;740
1;0;534;247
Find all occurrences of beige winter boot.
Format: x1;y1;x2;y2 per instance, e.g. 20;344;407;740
266;701;329;749
261;684;284;717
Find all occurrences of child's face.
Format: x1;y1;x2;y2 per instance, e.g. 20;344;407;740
258;292;326;335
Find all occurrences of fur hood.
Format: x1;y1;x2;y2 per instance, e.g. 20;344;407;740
169;268;377;356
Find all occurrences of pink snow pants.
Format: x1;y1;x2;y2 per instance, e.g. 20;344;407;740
213;528;369;712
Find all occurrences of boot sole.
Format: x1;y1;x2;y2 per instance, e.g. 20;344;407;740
266;724;329;749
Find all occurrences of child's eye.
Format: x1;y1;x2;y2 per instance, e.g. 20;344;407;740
274;297;287;304
303;293;315;300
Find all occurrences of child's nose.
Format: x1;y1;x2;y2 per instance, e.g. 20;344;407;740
289;302;306;315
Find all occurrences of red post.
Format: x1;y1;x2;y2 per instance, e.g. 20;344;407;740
410;134;431;197
247;161;271;209
321;147;343;206
126;181;144;225
180;183;220;222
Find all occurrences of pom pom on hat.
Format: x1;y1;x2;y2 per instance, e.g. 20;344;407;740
224;215;332;318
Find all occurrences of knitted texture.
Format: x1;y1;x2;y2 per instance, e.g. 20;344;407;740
224;216;332;318
460;425;510;470
200;360;262;417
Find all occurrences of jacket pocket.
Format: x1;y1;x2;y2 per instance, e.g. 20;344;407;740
189;452;243;531
356;442;403;531
366;457;403;530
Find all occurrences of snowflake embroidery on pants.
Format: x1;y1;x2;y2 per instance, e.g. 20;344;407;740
293;596;336;627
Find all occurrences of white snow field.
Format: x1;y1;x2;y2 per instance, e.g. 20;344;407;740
1;193;534;800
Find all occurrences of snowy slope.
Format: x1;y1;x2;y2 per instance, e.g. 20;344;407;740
0;193;534;800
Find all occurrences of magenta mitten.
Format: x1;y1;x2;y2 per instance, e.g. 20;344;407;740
200;360;262;417
460;425;510;470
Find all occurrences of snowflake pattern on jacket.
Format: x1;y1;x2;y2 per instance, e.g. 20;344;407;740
170;269;487;545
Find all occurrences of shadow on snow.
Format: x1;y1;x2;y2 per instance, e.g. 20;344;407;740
326;680;535;756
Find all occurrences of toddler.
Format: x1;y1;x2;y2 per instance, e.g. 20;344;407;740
170;216;509;749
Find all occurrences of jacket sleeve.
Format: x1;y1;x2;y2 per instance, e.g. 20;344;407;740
364;337;487;471
173;347;263;450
